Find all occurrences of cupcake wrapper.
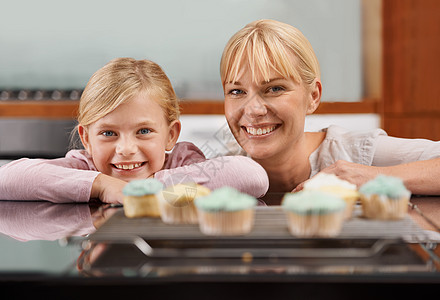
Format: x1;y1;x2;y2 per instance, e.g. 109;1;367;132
158;193;199;224
123;195;161;218
360;194;409;220
342;196;357;219
285;211;345;237
197;209;255;236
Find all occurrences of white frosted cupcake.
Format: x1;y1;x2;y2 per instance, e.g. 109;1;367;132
304;173;359;219
158;182;211;224
194;187;257;236
359;175;411;220
122;178;164;218
282;190;346;237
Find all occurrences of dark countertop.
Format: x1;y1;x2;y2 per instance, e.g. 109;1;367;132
0;196;439;299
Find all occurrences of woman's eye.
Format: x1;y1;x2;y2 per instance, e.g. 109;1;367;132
138;128;151;135
101;130;115;137
267;86;285;93
228;89;245;96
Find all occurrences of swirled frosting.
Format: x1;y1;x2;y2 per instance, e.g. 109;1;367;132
359;175;410;199
282;190;346;215
304;173;356;190
194;187;257;212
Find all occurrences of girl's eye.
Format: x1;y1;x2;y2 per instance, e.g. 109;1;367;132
138;128;151;135
101;130;115;137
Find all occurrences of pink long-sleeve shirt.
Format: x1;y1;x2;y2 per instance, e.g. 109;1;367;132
0;142;269;203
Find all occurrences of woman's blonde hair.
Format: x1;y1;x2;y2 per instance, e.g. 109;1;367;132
220;19;320;88
70;58;180;149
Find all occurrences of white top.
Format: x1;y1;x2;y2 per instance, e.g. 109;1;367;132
309;125;440;177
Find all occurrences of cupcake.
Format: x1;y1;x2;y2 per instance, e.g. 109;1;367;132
122;178;164;218
282;190;346;237
303;173;359;219
194;187;257;236
359;175;411;220
158;182;211;224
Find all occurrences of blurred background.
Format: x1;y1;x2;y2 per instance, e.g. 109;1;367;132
0;0;438;162
0;0;363;100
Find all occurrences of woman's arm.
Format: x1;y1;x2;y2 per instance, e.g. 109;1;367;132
372;135;440;194
155;155;269;198
378;158;440;194
306;158;440;195
298;135;440;194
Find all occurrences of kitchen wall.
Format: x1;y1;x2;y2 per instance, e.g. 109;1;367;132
1;0;362;102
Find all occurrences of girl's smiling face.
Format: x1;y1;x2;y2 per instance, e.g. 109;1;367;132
79;93;180;182
224;63;320;162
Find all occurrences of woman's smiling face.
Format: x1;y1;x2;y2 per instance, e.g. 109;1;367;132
224;63;318;161
79;93;180;182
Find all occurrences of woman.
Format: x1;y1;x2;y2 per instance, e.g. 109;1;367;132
220;19;440;204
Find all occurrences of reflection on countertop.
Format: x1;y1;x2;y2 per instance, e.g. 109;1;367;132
0;201;119;275
0;197;439;291
0;201;120;242
0;202;93;241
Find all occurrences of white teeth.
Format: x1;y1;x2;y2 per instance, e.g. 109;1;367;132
114;163;142;170
246;126;276;136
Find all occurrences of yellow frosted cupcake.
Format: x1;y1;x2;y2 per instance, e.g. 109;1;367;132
359;175;411;220
158;182;211;224
122;178;164;218
304;173;359;219
282;190;346;237
194;187;257;236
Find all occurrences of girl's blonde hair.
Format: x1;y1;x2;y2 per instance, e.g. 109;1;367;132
78;57;180;127
220;19;320;88
70;58;180;149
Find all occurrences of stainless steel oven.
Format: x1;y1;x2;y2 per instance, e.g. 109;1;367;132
0;89;80;160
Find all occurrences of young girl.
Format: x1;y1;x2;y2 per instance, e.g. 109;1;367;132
0;58;269;204
221;19;440;204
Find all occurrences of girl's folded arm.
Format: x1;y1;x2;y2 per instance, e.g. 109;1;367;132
0;157;100;203
154;155;269;198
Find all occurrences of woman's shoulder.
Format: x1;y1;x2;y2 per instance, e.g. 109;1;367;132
321;125;387;141
309;125;389;175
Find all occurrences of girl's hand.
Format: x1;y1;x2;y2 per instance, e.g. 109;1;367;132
91;174;127;204
292;160;380;192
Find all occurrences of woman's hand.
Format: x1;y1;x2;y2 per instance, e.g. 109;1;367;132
318;160;380;187
293;160;380;192
91;174;127;204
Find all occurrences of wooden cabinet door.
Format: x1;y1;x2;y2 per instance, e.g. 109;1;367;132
382;0;440;140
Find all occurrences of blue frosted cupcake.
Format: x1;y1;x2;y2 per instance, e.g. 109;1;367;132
122;178;164;218
194;187;257;236
282;190;346;237
359;175;411;220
